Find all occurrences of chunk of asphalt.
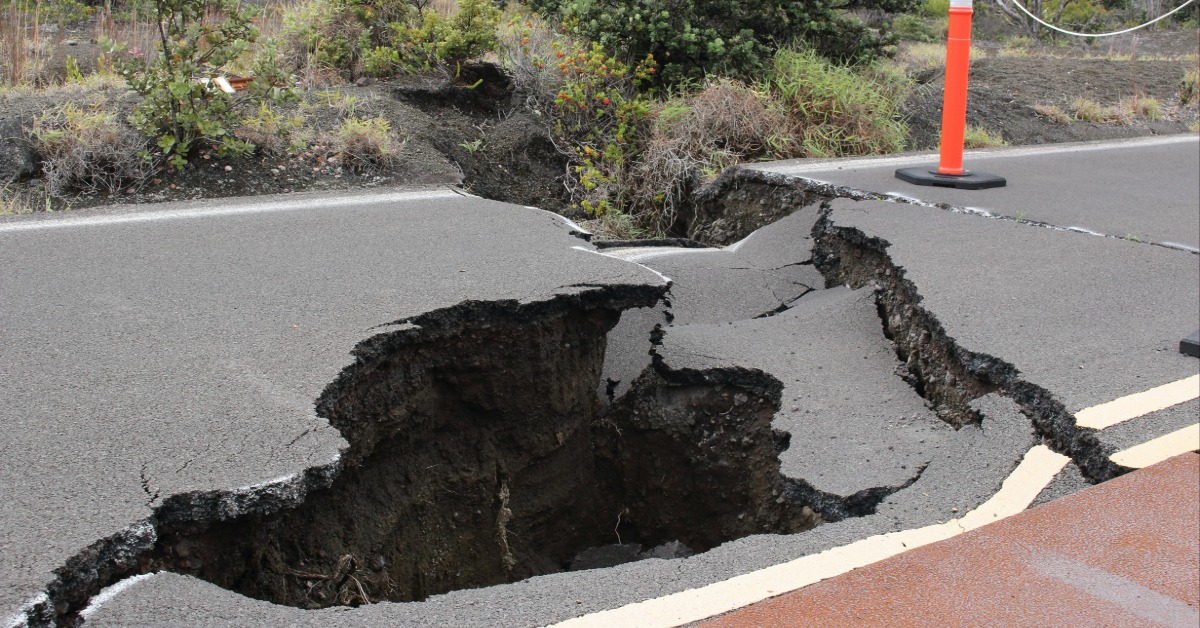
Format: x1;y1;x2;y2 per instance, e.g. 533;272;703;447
723;205;822;272
0;193;667;625
598;304;670;402
597;210;828;401
655;286;954;499
873;394;1037;527
601;247;797;325
819;198;1200;416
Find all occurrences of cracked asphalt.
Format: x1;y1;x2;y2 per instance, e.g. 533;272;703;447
3;136;1198;627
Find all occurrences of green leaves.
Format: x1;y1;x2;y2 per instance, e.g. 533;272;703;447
111;0;291;169
543;0;911;86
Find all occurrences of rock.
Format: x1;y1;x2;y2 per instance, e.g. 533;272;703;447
0;119;38;184
224;165;232;172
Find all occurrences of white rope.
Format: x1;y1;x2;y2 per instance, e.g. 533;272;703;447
1002;0;1197;37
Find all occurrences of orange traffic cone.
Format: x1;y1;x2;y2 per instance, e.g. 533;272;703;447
896;0;1006;190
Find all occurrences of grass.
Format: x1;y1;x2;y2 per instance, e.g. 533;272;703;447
895;42;988;75
962;125;1007;148
0;183;57;215
1033;103;1072;124
1071;96;1128;123
764;48;907;158
1124;93;1161;120
1;0;46;86
1180;68;1200;106
333;116;404;173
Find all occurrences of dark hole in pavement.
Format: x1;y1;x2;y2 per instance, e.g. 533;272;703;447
139;298;819;609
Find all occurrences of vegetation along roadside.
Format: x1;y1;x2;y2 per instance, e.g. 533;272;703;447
2;0;1197;238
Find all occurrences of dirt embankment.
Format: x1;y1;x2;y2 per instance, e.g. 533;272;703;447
0;63;573;216
905;55;1199;150
2;29;1197;223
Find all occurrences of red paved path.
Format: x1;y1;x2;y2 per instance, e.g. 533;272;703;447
703;453;1200;627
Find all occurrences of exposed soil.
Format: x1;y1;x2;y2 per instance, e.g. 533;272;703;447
904;54;1200;150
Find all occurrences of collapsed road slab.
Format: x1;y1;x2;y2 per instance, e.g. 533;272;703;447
655;286;954;504
816;197;1199;479
598;209;824;400
0;189;668;625
754;135;1200;250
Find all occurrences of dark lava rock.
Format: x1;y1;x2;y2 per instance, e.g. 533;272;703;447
0;119;38;184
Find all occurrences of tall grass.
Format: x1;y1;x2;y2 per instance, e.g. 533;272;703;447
1;0;45;86
763;48;907;157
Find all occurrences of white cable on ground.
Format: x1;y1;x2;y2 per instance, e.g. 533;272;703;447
1002;0;1196;37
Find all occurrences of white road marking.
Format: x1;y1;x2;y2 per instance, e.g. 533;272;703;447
1075;375;1200;430
752;135;1199;175
571;246;673;285
598;247;724;263
0;189;461;234
1110;423;1200;469
554;446;1070;628
78;573;156;621
3;593;46;628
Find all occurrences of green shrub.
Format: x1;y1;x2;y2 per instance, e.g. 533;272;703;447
282;0;368;79
1058;0;1110;31
547;41;656;217
247;39;301;104
30;102;154;194
498;12;565;99
29;0;94;25
103;0;265;169
920;0;949;17
439;0;501;61
892;14;941;42
530;0;916;87
362;46;403;76
283;0;500;79
761;48;907;157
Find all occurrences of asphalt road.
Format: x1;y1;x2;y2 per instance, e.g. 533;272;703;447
754;135;1200;251
0;188;666;626
5;136;1199;627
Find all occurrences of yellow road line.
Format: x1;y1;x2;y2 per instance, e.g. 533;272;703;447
553;446;1070;628
1075;375;1200;430
1110;424;1200;469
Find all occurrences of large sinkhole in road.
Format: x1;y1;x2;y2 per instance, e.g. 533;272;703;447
145;298;820;609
